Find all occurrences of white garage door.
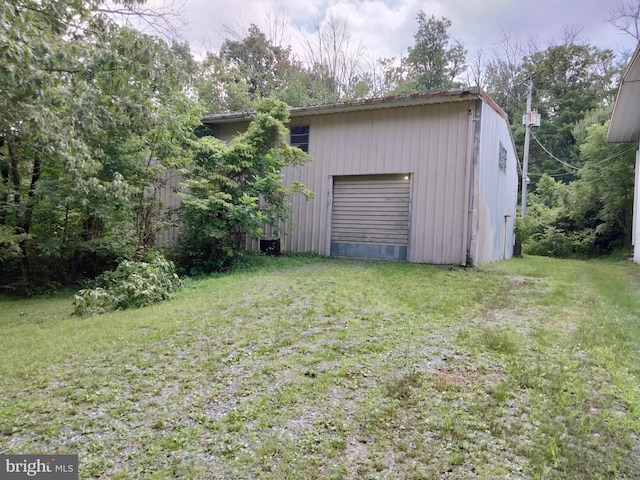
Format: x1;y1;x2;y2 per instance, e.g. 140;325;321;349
330;174;411;260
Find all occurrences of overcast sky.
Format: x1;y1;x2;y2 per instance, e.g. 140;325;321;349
158;0;638;61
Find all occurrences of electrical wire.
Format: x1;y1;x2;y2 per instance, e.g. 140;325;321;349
527;172;572;177
585;145;636;167
531;131;581;170
525;133;636;180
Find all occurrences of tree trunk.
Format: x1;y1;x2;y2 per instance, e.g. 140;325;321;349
0;136;8;225
5;133;30;278
19;157;42;240
6;133;21;208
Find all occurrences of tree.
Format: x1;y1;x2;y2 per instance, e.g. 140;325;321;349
465;49;489;90
298;15;366;101
520;109;636;257
405;12;467;91
198;24;331;112
609;0;640;42
220;24;294;99
194;52;254;114
367;54;416;97
521;43;618;180
175;99;313;274
484;30;535;124
0;0;202;289
573;120;636;248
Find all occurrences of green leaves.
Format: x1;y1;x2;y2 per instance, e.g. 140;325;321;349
406;12;467;91
72;253;182;315
175;99;312;274
1;1;202;289
522;120;636;257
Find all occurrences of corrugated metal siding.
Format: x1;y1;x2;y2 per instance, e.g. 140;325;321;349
215;122;251;142
331;174;410;259
474;101;519;263
154;97;518;264
281;101;473;264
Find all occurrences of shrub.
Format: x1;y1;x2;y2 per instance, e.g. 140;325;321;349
175;98;312;275
73;254;182;315
525;226;598;258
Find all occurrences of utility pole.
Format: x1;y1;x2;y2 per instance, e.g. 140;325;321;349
521;76;533;218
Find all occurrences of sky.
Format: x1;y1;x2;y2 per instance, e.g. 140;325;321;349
154;0;639;62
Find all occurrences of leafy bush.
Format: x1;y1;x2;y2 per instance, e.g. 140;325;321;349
522;175;608;258
526;226;574;258
0;225;25;264
73;254;182;315
175;98;312;275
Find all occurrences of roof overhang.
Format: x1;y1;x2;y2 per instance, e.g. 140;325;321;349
607;43;640;143
203;86;500;125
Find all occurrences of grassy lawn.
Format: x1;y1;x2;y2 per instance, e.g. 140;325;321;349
1;255;639;479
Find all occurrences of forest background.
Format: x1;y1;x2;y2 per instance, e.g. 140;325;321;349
2;0;640;293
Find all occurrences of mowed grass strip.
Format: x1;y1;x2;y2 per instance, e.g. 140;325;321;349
0;255;638;479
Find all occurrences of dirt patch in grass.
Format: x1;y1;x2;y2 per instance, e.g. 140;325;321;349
431;367;502;391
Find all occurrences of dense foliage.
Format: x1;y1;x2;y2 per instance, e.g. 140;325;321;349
174;99;313;275
480;37;630;257
520;116;636;257
0;0;201;292
406;12;467;91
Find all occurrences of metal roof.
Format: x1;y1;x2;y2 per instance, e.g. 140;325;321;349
202;86;508;125
607;43;640;143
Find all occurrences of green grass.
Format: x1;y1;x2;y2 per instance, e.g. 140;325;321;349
1;254;639;479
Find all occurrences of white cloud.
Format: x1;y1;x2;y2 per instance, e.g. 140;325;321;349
321;0;421;58
160;0;636;60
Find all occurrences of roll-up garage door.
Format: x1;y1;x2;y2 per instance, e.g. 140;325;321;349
330;174;410;260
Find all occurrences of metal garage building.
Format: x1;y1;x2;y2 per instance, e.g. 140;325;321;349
203;87;519;265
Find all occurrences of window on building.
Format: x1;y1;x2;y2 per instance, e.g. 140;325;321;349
499;142;507;174
290;126;310;152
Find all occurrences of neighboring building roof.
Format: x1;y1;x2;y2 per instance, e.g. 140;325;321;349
608;43;640;143
202;86;509;125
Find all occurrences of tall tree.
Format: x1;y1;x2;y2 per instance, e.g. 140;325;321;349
208;24;327;110
609;0;640;42
521;43;618;179
220;24;294;99
484;30;534;123
299;15;366;101
0;0;201;288
573;118;636;248
194;53;254;114
405;12;467;91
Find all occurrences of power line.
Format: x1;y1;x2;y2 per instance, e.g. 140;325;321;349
527;172;572;177
520;74;538;217
530;132;636;174
531;131;580;170
587;145;636;167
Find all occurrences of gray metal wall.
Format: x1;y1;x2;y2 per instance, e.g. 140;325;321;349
473;101;519;263
157;97;518;265
281;101;474;264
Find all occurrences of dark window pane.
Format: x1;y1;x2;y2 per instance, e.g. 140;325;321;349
499;142;507;173
291;125;310;153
